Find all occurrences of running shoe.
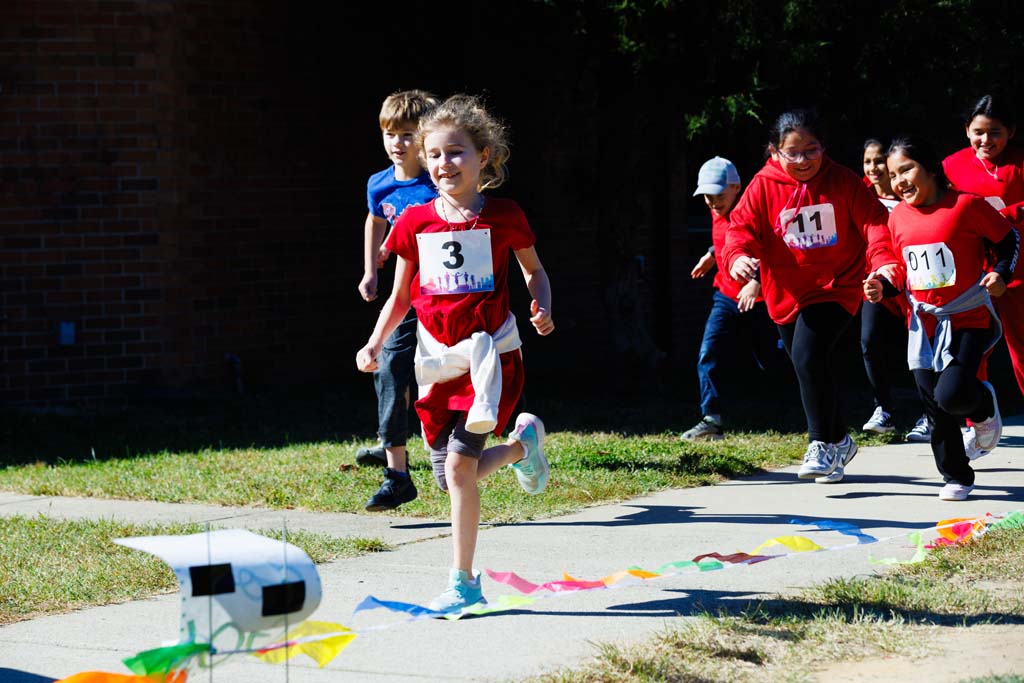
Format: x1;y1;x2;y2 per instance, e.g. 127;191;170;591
939;481;974;501
973;381;1002;452
509;413;549;495
428;568;487;614
862;406;895;434
797;440;837;479
681;416;724;441
905;415;932;443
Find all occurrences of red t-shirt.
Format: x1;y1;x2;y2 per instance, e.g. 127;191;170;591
722;157;896;324
711;210;755;300
888;190;1011;333
386;197;535;443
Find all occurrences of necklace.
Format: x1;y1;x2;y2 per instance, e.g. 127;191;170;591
439;193;484;231
977;155;1003;182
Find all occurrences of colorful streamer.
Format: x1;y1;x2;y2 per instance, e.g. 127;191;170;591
750;535;824;556
253;621;356;668
123;643;209;677
56;672;186;683
870;531;927;565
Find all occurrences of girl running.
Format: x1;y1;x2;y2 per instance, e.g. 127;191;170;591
860;139;932;443
943;95;1024;458
722;109;899;484
356;95;554;613
865;136;1016;500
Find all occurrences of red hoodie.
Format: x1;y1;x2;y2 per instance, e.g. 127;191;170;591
722;157;897;325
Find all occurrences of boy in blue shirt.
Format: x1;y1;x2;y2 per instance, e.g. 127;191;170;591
356;89;439;511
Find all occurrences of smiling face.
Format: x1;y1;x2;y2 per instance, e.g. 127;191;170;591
863;143;887;185
381;124;422;178
423;126;490;204
771;128;824;182
967;114;1015;162
887;150;939;207
703;183;741;218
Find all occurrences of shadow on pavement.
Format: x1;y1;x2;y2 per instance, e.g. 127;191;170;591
0;670;56;683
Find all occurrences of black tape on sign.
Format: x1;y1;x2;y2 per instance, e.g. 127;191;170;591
189;563;236;597
262;580;306;616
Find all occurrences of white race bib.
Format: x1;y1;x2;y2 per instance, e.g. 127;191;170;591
879;198;900;213
985;196;1007;211
417;230;495;295
779;203;837;250
903;242;956;290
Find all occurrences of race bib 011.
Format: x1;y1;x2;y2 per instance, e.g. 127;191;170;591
779;203;837;250
903;241;956;290
417;230;495;295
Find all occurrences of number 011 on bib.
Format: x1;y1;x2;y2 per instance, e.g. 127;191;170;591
903;242;956;290
417;230;495;296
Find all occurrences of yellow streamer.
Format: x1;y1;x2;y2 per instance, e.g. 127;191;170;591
253;621;356;668
750;535;823;556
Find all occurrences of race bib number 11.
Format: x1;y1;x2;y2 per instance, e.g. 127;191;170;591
417;230;495;295
903;242;956;290
779;203;837;250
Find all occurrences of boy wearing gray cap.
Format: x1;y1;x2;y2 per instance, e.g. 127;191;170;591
683;157;774;440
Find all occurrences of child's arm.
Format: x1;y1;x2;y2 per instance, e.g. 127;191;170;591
356;255;414;372
514;246;554;336
358;212;390;302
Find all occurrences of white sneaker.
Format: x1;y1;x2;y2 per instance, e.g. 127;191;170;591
905;415;932;443
815;435;857;483
815;464;844;484
939;481;974;501
973;381;1002;452
963;427;989;461
862;406;894;433
797;441;837;479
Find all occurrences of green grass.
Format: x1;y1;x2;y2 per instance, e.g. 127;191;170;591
0;515;390;624
0;430;808;521
530;528;1024;683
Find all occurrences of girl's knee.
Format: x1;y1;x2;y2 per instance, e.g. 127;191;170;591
445;454;477;489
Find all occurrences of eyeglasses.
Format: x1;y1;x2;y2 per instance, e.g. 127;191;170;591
776;146;825;163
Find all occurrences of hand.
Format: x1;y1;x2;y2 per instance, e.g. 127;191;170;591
981;271;1007;297
356;343;381;372
690;252;715;279
863;272;883;303
376;245;391;269
529;299;554;336
358;272;378;302
729;255;760;283
737;280;760;313
874;262;901;289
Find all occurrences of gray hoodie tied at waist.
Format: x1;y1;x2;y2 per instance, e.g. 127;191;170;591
907;277;1002;372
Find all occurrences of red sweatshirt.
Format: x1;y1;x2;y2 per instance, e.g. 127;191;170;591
711;210;755;300
722;157;897;324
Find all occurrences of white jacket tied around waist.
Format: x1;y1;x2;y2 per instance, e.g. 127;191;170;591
414;312;523;434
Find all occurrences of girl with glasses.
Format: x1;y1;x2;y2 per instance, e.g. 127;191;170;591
722;109;900;484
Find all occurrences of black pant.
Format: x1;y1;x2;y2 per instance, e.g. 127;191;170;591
777;302;854;443
861;300;908;412
912;326;995;486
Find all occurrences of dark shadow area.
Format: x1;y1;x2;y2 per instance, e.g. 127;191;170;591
498;503;951;532
0;670;56;683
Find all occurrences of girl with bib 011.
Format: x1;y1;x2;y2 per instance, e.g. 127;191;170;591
722;109;899;484
943;95;1024;458
866;136;1017;501
356;95;554;614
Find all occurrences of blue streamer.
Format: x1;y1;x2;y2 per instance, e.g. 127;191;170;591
789;518;878;544
352;594;447;619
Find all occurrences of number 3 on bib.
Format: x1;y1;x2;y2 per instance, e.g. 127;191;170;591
779;203;837;251
903;242;956;290
416;230;496;295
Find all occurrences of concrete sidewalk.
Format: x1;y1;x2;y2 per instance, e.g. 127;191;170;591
2;419;1023;683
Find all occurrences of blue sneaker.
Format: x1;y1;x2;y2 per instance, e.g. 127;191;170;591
509;413;549;495
428;568;486;614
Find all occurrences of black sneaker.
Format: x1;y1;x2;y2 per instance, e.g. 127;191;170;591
365;468;418;511
355;445;387;467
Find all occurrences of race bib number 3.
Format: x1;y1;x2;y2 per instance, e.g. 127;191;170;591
780;203;837;250
417;230;495;295
903;242;956;290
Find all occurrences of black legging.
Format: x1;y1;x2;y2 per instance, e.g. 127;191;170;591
861;300;907;412
912;326;995;487
777;302;854;443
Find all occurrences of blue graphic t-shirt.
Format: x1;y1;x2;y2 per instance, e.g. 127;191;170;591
366;167;437;226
